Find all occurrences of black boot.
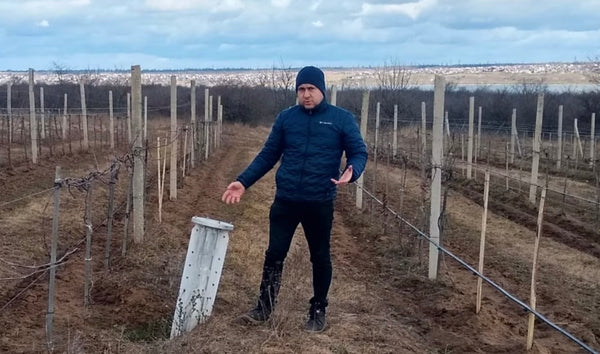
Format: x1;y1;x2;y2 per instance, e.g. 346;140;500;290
304;301;327;332
240;261;283;324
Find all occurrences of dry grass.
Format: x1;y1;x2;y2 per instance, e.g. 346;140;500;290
1;121;599;353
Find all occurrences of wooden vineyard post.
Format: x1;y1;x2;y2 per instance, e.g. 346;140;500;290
505;142;509;191
62;94;67;141
80;79;89;151
190;80;196;167
122;167;133;257
161;136;168;221
556;105;563;169
476;171;490;313
182;126;188;178
590;113;596;167
7;83;12;167
476;106;482;163
444;111;450;157
170;76;178;200
372;101;380;212
217;99;223;149
393;104;398;158
93;114;97;149
83;181;93;306
214;96;220;151
209;95;214;151
467;96;474;179
429;75;445;280
40;87;46;140
46;166;61;350
511;108;517;164
144;96;148;143
68;114;72;155
461;134;465;177
104;162;117;273
204;88;210;160
527;186;547;350
29;69;38;164
157;137;165;223
127;92;131;145
421;101;427;175
574;119;584;159
356;91;369;209
108;91;114;149
529;94;544;204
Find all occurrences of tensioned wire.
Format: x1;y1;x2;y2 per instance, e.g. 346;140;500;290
353;178;598;354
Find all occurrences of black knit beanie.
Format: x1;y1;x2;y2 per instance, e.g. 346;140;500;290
295;66;326;97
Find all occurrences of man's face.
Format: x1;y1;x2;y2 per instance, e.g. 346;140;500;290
297;83;324;109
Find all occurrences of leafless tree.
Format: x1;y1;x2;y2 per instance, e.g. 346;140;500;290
375;58;413;118
510;77;548;95
269;59;295;109
585;56;600;87
375;58;412;91
51;61;69;85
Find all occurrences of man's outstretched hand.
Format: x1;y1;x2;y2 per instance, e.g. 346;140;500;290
330;165;353;185
222;181;246;204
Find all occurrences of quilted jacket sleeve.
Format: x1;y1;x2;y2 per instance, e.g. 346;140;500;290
236;114;284;189
343;114;368;183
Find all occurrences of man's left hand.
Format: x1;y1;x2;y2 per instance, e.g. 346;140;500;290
330;165;353;185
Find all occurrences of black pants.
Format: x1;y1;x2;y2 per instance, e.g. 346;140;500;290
263;197;334;307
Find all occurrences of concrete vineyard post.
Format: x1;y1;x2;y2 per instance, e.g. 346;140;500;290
356;91;369;209
330;85;337;106
131;65;145;243
171;217;234;338
429;75;445;280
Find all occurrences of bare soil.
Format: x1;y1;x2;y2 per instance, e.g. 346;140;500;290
0;121;598;353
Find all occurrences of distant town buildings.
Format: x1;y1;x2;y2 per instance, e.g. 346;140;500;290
0;62;594;87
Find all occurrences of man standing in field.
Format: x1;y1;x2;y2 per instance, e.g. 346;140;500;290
222;66;367;332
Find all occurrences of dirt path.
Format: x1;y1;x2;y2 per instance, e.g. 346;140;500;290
1;122;598;353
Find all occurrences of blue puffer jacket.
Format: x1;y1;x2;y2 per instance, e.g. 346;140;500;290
237;99;368;202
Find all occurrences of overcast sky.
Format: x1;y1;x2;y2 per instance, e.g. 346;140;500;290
0;0;599;71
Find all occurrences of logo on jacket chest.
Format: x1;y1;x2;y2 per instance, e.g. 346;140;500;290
319;121;333;125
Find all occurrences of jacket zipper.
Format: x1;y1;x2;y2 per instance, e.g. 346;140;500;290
298;109;312;192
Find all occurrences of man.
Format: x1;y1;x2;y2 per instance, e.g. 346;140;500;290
222;66;367;332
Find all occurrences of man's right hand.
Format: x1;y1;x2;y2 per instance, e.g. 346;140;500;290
222;181;246;204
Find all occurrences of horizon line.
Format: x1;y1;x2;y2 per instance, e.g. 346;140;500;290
0;61;590;73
